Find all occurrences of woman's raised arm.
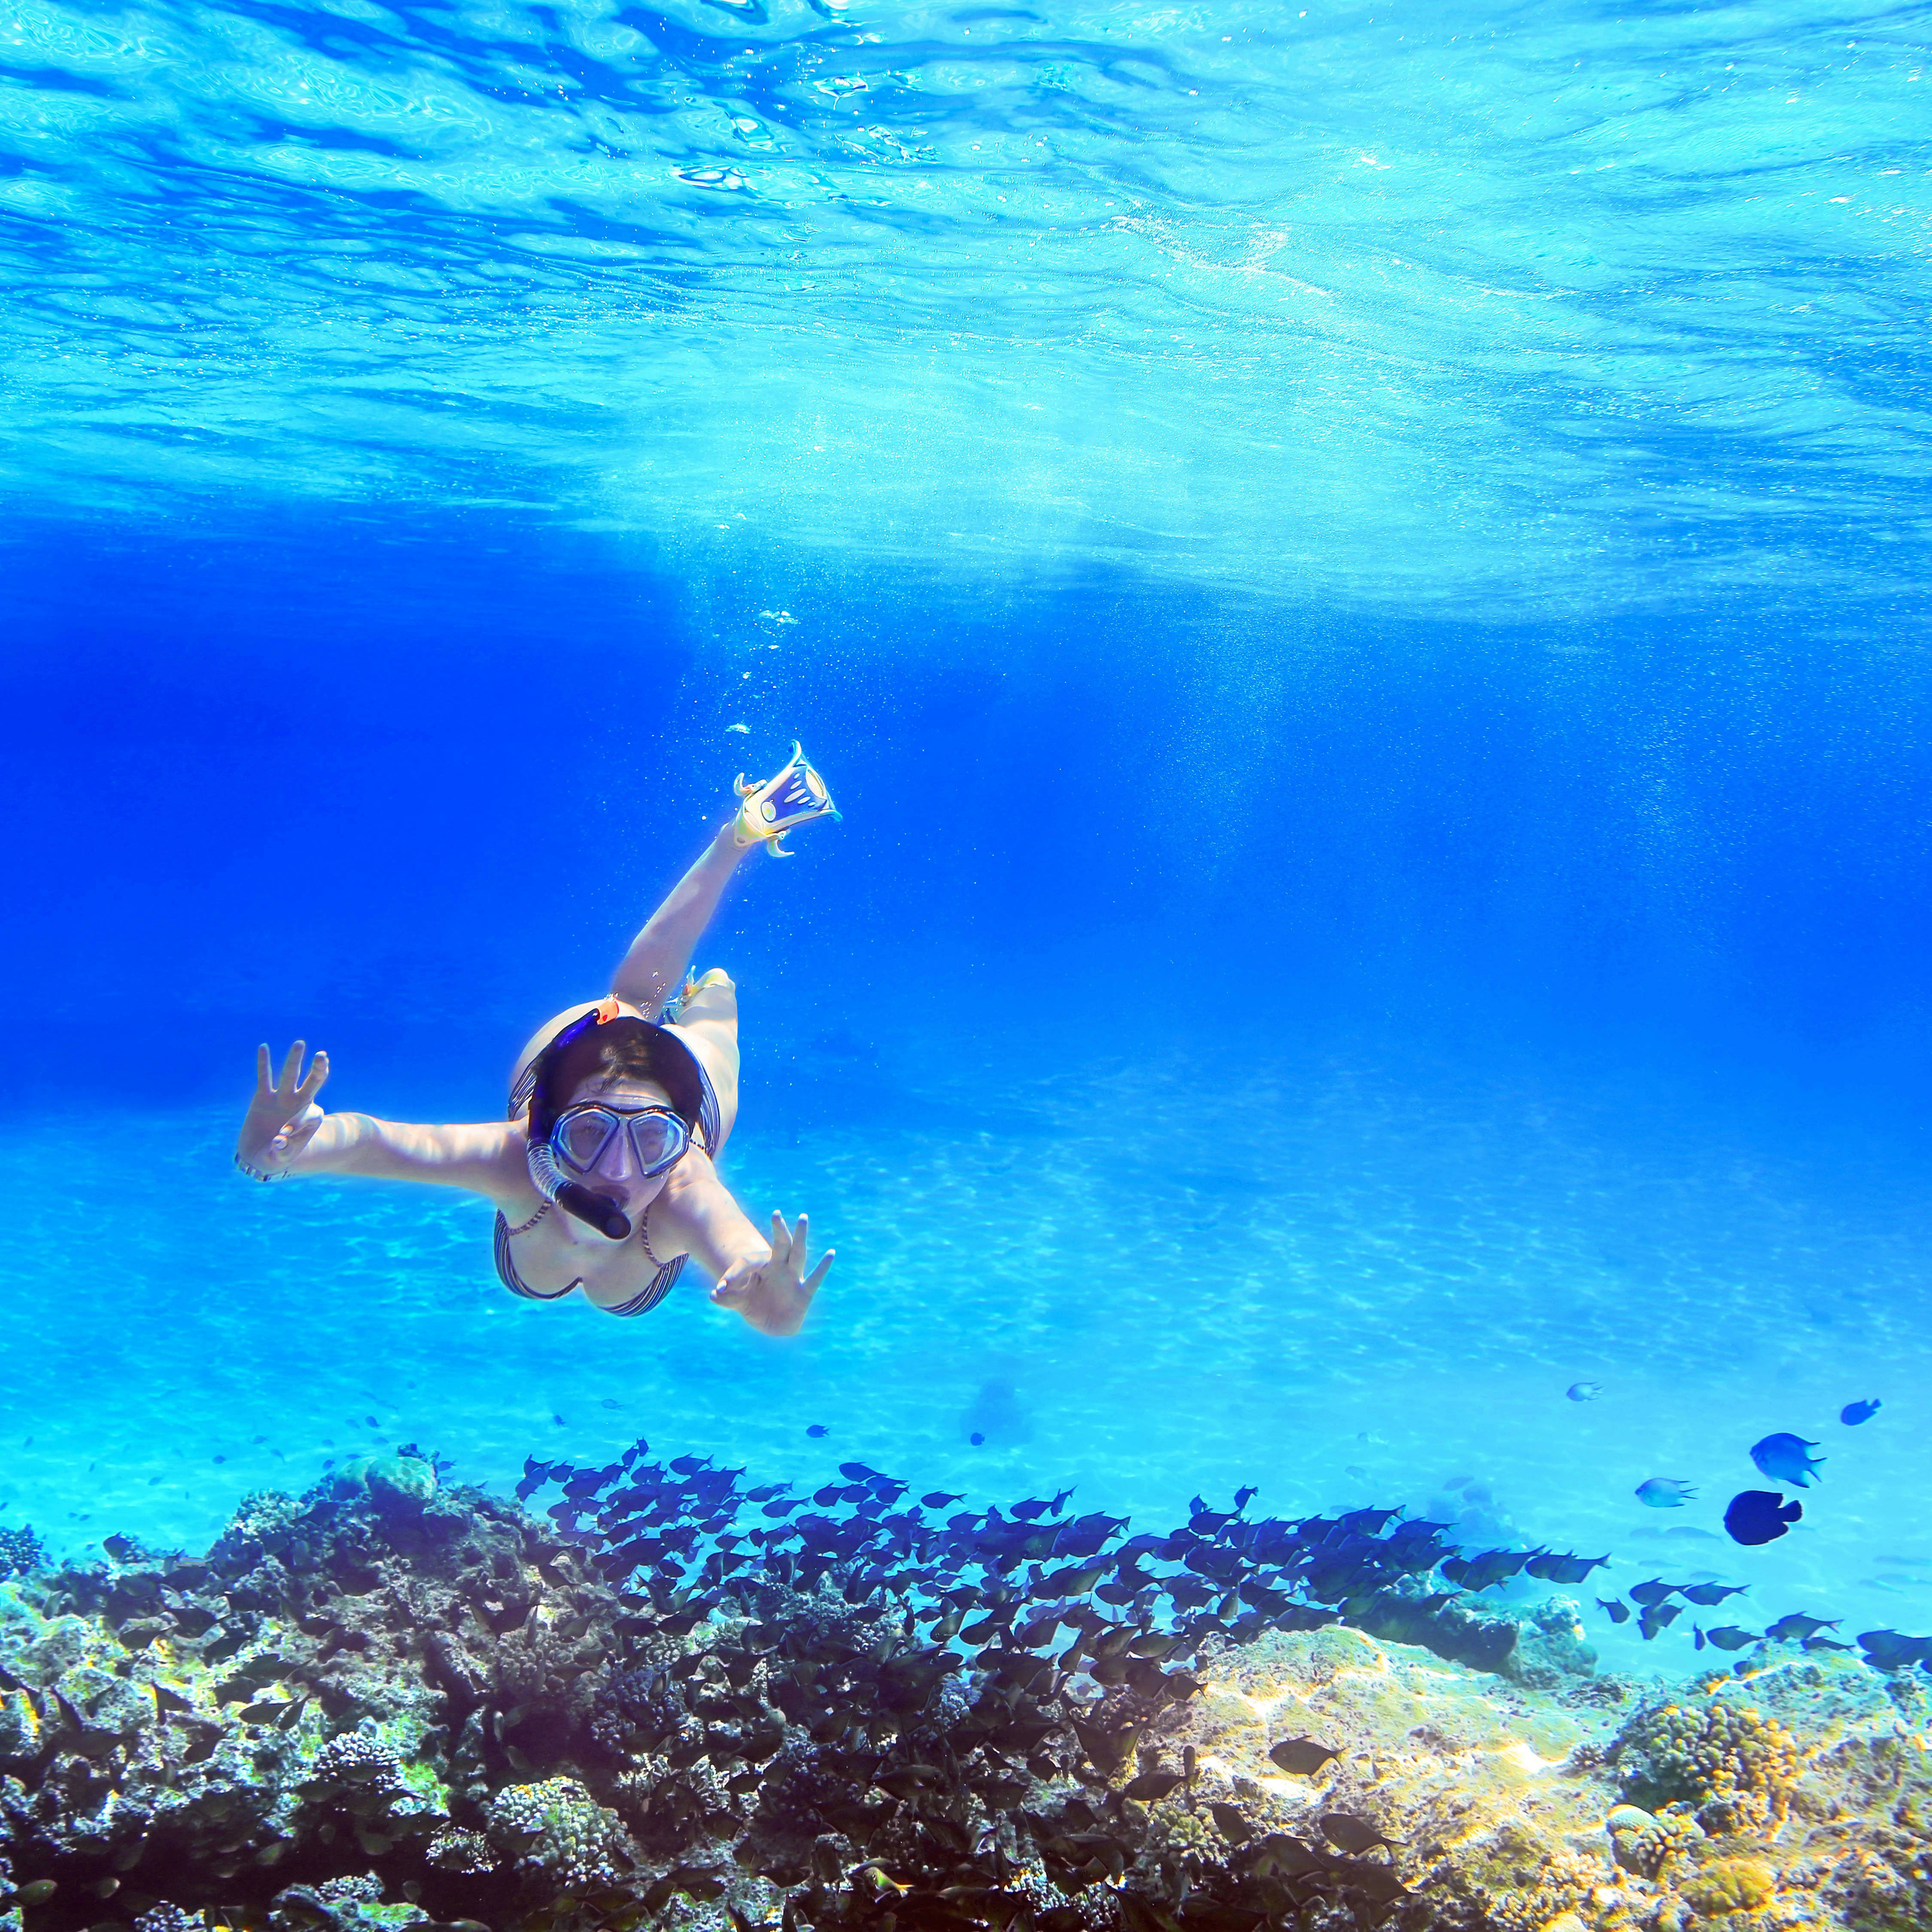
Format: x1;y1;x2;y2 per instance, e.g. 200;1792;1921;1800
235;1041;522;1201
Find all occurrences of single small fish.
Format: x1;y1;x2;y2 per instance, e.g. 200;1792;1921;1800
1319;1813;1401;1855
727;722;750;734
1628;1578;1681;1607
1803;1635;1853;1653
1209;1801;1251;1843
1765;1611;1840;1643
1679;1581;1749;1606
1268;1738;1340;1775
1567;1381;1603;1402
1841;1398;1882;1426
805;1424;828;1437
1596;1597;1631;1625
1725;1490;1802;1546
1701;1624;1759;1651
1750;1433;1825;1486
600;1399;621;1410
1636;1477;1697;1509
969;1432;985;1446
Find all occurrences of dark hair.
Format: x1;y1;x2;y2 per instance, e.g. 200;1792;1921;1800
529;1015;710;1148
570;1027;665;1094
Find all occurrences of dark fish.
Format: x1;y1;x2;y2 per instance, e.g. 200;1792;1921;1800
1239;1833;1328;1880
1525;1552;1610;1583
1750;1434;1825;1487
922;1492;965;1509
1338;1507;1400;1534
1858;1629;1932;1669
1567;1381;1602;1401
102;1534;142;1564
806;1425;829;1438
1637;1604;1683;1640
1209;1801;1251;1843
1070;1719;1137;1775
1319;1813;1401;1855
1123;1771;1185;1803
1765;1612;1840;1643
1678;1582;1749;1606
1627;1579;1681;1607
969;1433;985;1446
1701;1625;1759;1651
1596;1597;1631;1625
1803;1635;1854;1653
1840;1398;1881;1426
1334;1862;1409;1904
1441;1549;1531;1591
1268;1738;1340;1775
1725;1490;1802;1545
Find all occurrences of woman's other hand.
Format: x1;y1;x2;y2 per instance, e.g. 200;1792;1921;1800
237;1041;330;1179
711;1211;833;1336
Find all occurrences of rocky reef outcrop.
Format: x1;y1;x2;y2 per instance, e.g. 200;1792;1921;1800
0;1454;1924;1932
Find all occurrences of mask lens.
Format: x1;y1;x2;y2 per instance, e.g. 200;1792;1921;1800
626;1112;685;1174
556;1110;616;1173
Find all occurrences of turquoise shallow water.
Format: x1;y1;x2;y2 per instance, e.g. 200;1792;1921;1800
13;1018;1930;1673
4;0;1930;1711
2;0;1927;617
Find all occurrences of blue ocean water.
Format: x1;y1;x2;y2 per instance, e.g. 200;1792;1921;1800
3;0;1930;1679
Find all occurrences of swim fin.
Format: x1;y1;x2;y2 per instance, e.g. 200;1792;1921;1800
733;741;840;855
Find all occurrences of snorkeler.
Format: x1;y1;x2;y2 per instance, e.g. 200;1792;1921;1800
231;746;839;1337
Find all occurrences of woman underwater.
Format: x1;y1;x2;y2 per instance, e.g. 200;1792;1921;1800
231;747;838;1337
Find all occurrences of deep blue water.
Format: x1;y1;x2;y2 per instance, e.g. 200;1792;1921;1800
3;0;1930;1676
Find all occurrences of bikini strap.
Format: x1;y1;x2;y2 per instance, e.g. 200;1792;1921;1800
502;1199;551;1237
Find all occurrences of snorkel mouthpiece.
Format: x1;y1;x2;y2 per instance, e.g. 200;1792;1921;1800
565;1184;632;1242
527;1136;632;1241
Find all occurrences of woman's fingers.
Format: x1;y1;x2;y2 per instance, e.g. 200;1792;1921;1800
802;1249;835;1296
255;1043;274;1098
768;1210;794;1269
710;1266;753;1306
295;1050;330;1106
277;1040;308;1098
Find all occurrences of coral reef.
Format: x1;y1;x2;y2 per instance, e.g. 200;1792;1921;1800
0;1450;1924;1932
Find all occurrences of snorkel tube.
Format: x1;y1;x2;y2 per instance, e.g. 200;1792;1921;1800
528;1135;632;1241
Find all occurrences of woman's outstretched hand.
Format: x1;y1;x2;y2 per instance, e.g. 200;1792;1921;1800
711;1211;833;1336
236;1041;330;1179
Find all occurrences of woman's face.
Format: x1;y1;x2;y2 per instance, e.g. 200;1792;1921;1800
565;1076;683;1227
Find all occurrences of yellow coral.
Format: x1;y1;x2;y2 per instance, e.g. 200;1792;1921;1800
1678;1856;1776;1914
1619;1697;1801;1832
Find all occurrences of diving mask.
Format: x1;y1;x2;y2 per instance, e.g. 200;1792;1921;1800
548;1102;690;1182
